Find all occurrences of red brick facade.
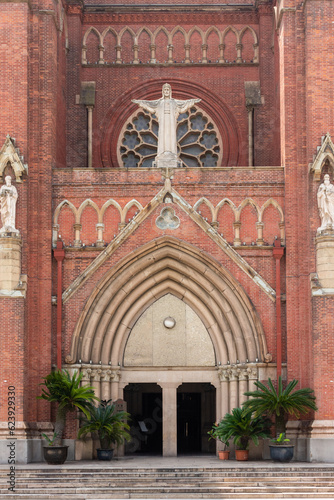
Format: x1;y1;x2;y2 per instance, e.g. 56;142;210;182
0;0;333;460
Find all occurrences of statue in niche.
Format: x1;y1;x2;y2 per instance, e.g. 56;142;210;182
0;175;18;234
317;173;334;232
132;83;201;167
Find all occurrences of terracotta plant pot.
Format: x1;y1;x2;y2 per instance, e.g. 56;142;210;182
218;450;230;460
43;445;68;465
235;449;249;461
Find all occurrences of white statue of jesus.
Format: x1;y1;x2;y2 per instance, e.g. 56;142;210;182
132;83;201;167
0;175;19;234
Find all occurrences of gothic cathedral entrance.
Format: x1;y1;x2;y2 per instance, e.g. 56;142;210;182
67;239;268;458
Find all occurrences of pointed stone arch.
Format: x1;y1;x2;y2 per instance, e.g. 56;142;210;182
193;197;215;221
222;26;240;44
187;26;205;44
83;26;102;47
119;26;136;44
54;199;77;225
101;26;118;45
100;199;122;223
0;136;27;182
309;133;334;180
236;198;260;222
215;198;237;221
152;25;171;45
122;199;143;223
77;199;100;225
259;198;284;223
66;237;268;367
204;26;222;45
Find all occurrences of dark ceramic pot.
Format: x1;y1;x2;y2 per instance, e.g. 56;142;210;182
43;445;68;465
269;445;294;462
97;448;114;461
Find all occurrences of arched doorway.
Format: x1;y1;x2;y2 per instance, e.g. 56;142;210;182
66;237;268;456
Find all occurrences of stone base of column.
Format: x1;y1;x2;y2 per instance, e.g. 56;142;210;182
0;233;22;291
316;231;334;288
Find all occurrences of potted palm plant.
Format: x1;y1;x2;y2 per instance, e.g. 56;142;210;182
38;369;98;464
215;407;271;461
78;399;131;460
208;422;230;459
242;376;317;462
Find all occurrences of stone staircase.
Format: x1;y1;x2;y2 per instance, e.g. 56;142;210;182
1;465;334;499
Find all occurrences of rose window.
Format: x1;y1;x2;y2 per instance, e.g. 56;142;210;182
118;106;222;168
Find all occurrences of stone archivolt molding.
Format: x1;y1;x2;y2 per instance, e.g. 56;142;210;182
53;195;284;248
0;136;28;182
82;25;259;65
65;237;269;368
309;132;334;181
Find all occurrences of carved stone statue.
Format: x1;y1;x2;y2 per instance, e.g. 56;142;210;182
0;175;18;234
317;174;334;233
132;83;201;167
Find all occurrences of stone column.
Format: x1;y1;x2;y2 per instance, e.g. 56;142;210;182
96;223;104;247
247;105;254;167
87;106;93;168
110;368;121;401
82;45;87;65
228;368;238;411
238;369;248;406
247;366;258;392
253;43;259;63
150;44;156;63
316;231;334;288
160;382;178;457
116;45;122;64
91;368;101;400
52;224;59;246
256;222;264;246
233;221;241;246
100;369;111;401
218;368;229;417
201;44;208;63
167;45;173;64
73;223;82;247
219;43;225;63
133;44;139;64
236;43;243;63
184;44;190;63
279;221;285;245
0;234;22;290
98;45;104;64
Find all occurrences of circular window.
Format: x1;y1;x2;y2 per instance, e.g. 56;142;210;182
118;106;222;168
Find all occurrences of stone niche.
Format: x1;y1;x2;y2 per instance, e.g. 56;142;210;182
124;294;215;367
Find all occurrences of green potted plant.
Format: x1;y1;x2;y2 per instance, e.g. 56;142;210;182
208;422;230;459
78;399;131;460
214;407;271;461
242;376;317;462
38;369;98;464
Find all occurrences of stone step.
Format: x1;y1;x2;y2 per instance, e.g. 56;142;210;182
2;484;334;494
4;469;334;478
